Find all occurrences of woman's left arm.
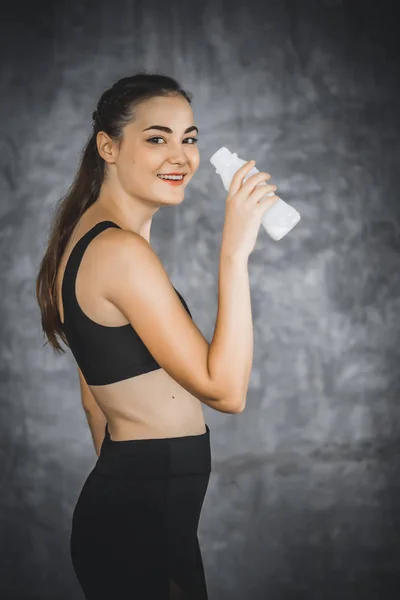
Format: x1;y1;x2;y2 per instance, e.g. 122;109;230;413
77;367;107;457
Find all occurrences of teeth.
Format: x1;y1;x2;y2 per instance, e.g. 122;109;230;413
158;175;184;180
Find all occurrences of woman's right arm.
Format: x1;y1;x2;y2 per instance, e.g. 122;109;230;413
101;231;251;414
207;249;252;413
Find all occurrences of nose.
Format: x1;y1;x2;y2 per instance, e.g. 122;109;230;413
165;142;192;166
167;153;186;166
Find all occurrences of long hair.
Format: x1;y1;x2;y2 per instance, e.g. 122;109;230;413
35;72;193;353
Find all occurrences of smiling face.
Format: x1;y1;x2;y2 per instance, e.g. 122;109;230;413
107;94;200;208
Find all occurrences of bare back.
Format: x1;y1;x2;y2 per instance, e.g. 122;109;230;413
56;212;206;440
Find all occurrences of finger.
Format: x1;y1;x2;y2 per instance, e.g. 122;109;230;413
229;161;256;196
238;172;272;198
256;194;279;213
250;184;277;204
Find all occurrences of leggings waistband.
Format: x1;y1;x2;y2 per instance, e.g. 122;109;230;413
94;423;211;478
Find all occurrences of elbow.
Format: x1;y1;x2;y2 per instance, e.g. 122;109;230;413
230;401;245;414
229;388;247;413
219;394;246;414
206;382;247;414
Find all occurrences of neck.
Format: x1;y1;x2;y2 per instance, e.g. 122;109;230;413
95;182;155;244
139;219;152;243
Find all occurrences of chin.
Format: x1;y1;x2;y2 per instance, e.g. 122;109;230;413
153;189;186;204
166;193;185;205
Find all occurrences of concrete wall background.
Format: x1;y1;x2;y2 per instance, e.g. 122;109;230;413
1;0;400;597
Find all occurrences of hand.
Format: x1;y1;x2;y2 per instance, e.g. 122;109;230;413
221;160;279;260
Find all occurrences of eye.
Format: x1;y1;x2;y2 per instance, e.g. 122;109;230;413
147;137;199;145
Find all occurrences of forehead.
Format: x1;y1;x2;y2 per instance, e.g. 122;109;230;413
133;95;194;126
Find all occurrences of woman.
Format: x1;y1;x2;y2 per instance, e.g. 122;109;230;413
35;72;278;599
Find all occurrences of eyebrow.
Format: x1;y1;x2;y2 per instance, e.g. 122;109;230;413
142;125;199;135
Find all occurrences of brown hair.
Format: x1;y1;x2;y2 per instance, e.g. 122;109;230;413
35;72;193;353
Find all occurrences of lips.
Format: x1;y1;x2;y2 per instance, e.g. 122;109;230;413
157;174;186;186
157;174;186;177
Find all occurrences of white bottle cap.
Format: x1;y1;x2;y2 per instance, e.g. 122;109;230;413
209;147;233;173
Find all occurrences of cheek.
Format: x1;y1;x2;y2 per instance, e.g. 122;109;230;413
129;149;159;173
189;148;200;169
118;161;147;194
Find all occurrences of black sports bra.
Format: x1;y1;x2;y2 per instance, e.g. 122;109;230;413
60;220;192;385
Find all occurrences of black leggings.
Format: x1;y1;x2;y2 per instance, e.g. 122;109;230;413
70;423;211;599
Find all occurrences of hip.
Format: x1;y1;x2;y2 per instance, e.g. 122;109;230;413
71;424;212;538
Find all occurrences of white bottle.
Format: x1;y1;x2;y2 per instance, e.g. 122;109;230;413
210;147;300;241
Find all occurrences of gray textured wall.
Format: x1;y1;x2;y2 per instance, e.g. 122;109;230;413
1;0;400;598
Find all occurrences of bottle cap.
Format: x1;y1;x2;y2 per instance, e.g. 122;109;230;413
209;147;233;172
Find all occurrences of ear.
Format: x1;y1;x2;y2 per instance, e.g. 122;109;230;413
96;131;118;165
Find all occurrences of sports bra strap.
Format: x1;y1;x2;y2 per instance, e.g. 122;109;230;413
61;221;121;321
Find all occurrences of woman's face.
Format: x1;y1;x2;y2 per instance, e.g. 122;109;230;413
111;95;200;207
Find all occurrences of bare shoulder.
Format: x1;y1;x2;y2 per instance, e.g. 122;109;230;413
98;226;166;281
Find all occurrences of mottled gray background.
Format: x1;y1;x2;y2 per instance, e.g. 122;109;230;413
1;0;400;598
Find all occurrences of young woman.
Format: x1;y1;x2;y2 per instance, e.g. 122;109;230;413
35;72;278;599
